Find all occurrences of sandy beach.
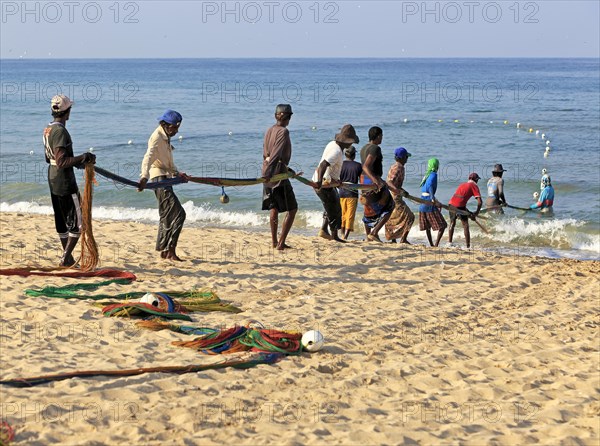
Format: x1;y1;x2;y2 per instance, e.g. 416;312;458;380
0;212;598;445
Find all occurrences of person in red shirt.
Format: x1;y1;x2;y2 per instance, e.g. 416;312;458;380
448;172;483;248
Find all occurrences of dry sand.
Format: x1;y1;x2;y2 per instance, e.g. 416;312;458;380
0;212;598;445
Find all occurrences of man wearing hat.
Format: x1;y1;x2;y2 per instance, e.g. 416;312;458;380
261;104;297;250
339;145;362;240
448;173;483;248
312;124;360;243
139;110;188;261
43;95;96;266
385;147;415;244
486;163;508;214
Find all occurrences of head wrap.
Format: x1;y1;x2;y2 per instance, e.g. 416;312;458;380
420;158;440;187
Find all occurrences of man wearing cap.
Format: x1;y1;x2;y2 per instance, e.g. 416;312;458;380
138;110;188;261
339;145;362;240
312;124;359;243
385;147;415;244
43;95;96;267
360;126;395;242
262;104;297;250
486;164;508;213
448;173;483;248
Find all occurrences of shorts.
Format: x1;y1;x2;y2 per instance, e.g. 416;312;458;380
419;208;447;231
449;206;469;223
262;179;298;213
340;197;358;231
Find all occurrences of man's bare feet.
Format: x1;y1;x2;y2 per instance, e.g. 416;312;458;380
318;229;332;240
367;233;383;243
160;251;168;259
276;243;293;251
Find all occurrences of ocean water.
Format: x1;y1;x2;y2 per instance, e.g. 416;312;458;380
1;58;599;259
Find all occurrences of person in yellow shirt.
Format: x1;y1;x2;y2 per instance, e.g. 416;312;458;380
138;110;188;261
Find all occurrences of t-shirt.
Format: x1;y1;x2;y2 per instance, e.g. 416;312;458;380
449;181;481;208
43;122;78;196
262;124;292;180
419;171;438;213
487;176;504;199
339;160;363;198
360;143;383;178
312;141;344;183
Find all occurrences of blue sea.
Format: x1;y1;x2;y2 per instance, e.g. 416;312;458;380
1;58;599;260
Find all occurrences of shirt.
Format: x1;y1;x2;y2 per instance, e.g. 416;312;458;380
449;181;481;208
360;143;383;177
487;176;504;199
312;141;344;183
387;162;406;194
419;171;439;213
140;126;178;180
531;185;554;209
43;122;78;195
262;124;292;184
339;160;363;198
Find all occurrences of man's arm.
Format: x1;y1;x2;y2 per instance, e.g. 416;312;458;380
363;154;385;189
54;147;94;169
498;179;507;204
138;134;160;191
314;159;330;190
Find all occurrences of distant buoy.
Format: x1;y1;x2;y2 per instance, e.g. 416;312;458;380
533;191;539;199
516;123;521;128
503;120;509;125
528;128;533;133
89;147;94;152
178;135;183;141
490;121;494;124
541;168;547;175
438;119;443;123
545;146;550;152
403;118;408;123
228;131;233;136
454;119;459;123
470;120;474;123
128;140;133;145
535;130;540;136
311;126;317;130
546;140;550;146
541;134;546;140
29;150;34;155
543;152;549;158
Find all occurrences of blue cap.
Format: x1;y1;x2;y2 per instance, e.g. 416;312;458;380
157;110;182;125
394;147;411;159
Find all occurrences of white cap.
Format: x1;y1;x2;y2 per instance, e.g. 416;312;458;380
51;95;73;112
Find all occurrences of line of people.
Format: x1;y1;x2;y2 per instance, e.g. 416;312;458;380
43;98;554;266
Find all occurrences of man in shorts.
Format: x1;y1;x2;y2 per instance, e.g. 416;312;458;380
262;104;298;250
448;172;482;248
43;95;96;266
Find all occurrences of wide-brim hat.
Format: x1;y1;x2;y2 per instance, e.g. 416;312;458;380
335;124;359;144
492;163;507;173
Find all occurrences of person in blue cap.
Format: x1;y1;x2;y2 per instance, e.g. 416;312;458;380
138;110;188;261
530;173;554;214
385;147;414;244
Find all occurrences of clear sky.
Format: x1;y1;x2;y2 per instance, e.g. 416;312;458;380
1;1;599;58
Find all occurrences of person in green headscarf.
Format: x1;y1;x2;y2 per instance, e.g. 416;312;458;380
418;158;447;247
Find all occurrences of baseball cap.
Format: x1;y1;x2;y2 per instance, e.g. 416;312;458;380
469;172;481;181
394;147;412;159
275;104;293;115
157;110;183;126
51;95;73;112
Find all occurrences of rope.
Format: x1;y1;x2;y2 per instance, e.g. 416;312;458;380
80;164;99;271
0;353;284;387
94;166;183;189
0;268;136;279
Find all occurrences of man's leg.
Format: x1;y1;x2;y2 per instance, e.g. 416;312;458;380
434;228;445;247
425;229;434;247
448;213;456;243
463;220;471;248
277;208;296;250
269;208;279;248
165;192;186;261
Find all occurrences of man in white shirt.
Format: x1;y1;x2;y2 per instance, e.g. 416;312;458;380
138;110;188;261
312;124;359;243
